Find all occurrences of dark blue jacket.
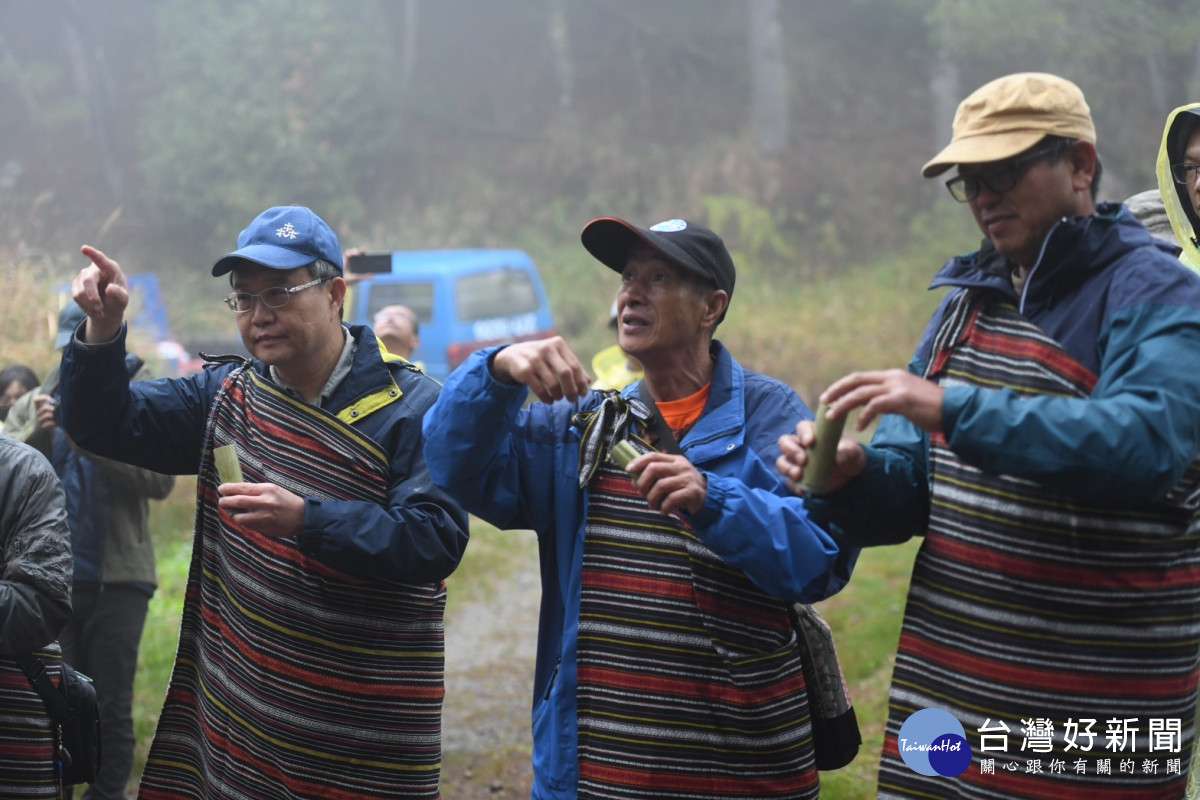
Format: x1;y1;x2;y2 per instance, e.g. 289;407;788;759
59;324;469;584
812;203;1200;543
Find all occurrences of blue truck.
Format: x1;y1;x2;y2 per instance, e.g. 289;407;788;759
345;248;557;382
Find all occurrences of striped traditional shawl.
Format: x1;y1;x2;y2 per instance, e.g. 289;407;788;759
878;290;1200;799
138;367;447;800
0;645;61;797
575;425;819;799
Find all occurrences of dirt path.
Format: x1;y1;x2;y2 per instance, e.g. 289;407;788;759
441;530;542;798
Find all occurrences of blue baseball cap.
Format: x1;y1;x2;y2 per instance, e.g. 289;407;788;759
211;206;342;277
55;302;88;350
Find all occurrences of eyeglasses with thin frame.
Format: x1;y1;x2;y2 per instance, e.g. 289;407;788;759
1171;163;1200;185
945;144;1069;203
224;277;330;313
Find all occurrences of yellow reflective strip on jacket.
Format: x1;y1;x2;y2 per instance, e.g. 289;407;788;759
324;337;406;425
335;377;403;426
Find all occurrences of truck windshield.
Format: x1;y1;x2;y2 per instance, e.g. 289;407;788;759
456;268;540;321
367;282;434;322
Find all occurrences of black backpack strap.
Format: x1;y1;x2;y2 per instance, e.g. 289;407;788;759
13;653;71;724
635;380;683;455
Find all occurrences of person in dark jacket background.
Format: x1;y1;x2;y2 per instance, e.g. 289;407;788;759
779;72;1200;798
5;302;175;800
57;205;469;800
0;434;73;798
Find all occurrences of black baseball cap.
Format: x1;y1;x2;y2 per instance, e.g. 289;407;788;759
581;217;736;302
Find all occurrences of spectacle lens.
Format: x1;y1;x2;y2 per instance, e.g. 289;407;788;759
224;277;327;313
1171;163;1200;185
944;144;1067;203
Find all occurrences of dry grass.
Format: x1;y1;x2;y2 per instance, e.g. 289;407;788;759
0;260;64;379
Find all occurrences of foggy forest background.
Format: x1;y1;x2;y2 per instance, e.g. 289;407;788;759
3;0;1200;386
6;3;1200;796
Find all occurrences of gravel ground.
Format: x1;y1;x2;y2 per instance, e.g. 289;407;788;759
441;546;542;798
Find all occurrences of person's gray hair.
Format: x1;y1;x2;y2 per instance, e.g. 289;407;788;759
308;259;341;282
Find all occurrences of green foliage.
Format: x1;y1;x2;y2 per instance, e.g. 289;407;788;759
704;194;797;264
816;539;921;796
718;204;978;406
132;479;196;793
0;59;84;131
138;0;397;253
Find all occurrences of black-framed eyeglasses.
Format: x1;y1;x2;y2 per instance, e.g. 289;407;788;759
945;144;1068;203
1171;163;1200;185
224;277;329;313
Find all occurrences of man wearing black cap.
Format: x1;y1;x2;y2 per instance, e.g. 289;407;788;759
57;205;469;800
424;217;857;799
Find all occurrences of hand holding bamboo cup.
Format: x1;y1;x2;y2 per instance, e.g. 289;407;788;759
798;403;846;495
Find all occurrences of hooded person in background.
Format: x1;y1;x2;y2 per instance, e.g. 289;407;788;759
1157;104;1200;272
778;73;1200;798
1157;102;1200;800
4;302;175;800
57;205;469;800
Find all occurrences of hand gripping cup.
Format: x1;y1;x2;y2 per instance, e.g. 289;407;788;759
799;403;846;495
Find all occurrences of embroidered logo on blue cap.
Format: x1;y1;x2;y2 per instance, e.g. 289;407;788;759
277;223;299;240
650;219;688;233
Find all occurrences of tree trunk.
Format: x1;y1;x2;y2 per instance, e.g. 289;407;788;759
747;0;788;155
401;0;418;87
59;0;123;202
929;14;959;169
547;0;575;124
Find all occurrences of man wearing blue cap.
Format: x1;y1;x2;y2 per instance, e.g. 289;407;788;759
57;206;470;800
424;216;857;799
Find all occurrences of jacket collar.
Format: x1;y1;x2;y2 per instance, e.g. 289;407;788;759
251;323;399;418
673;340;746;459
619;339;745;458
928;202;1149;314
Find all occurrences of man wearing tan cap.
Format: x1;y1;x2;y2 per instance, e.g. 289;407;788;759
779;72;1200;797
